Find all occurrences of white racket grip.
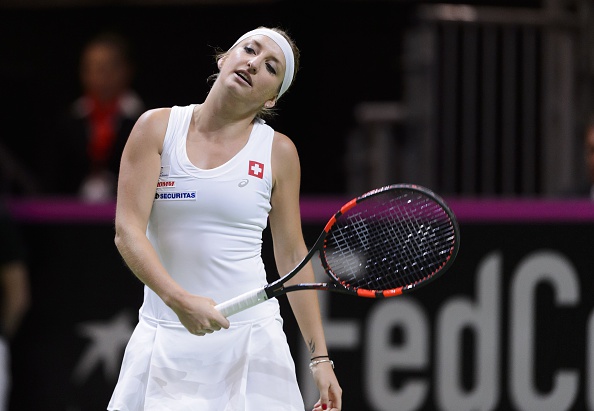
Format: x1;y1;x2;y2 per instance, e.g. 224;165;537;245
215;287;269;317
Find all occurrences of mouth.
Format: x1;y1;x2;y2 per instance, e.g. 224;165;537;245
235;71;252;86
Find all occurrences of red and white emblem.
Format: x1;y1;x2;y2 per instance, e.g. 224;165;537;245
248;160;264;179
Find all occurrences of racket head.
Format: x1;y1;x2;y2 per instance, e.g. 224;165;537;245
319;184;460;298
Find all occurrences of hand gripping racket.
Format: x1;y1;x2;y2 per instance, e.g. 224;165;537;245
215;184;460;317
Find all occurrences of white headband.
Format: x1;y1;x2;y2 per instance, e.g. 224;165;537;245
230;28;295;99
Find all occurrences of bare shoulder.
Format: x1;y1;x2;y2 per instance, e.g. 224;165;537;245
135;107;171;134
272;131;299;161
271;131;301;188
128;107;172;151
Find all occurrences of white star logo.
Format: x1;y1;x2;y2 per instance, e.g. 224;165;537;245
72;310;135;384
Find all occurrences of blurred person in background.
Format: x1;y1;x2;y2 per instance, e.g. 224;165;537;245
42;31;144;202
0;202;30;411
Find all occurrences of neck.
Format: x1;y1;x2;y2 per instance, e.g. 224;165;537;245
198;92;257;130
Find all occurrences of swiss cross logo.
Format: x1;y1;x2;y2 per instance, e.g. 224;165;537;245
248;160;264;179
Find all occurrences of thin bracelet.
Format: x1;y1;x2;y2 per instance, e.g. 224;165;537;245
309;358;334;371
310;355;329;361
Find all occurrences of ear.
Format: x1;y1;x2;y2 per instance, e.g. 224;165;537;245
217;56;226;70
264;98;277;109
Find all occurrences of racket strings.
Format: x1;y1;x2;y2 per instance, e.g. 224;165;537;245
323;189;457;291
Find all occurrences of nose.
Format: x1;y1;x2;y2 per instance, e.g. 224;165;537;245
246;59;257;74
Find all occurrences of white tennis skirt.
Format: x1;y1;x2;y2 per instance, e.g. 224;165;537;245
107;309;305;411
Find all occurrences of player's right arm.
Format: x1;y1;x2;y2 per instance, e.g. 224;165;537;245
114;108;229;334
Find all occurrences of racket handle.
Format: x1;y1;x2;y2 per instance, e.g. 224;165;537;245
215;288;269;317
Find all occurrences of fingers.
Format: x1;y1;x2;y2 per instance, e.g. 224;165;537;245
330;385;342;410
313;379;342;411
177;297;231;336
312;400;340;411
319;393;330;410
210;306;231;329
189;328;212;336
189;318;228;337
205;315;229;332
189;323;221;336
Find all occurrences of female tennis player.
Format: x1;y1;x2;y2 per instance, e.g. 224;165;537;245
107;26;342;411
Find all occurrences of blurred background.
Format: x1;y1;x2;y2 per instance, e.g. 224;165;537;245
3;0;594;198
2;0;594;410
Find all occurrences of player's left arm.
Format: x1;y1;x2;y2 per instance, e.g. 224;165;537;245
269;131;342;411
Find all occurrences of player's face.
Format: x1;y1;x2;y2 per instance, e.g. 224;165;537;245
221;35;285;105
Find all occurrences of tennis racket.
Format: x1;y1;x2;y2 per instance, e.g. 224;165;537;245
215;184;460;317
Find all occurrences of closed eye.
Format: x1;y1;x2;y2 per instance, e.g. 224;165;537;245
265;63;277;75
243;45;278;75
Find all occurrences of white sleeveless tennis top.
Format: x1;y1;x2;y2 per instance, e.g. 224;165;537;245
142;103;279;323
108;105;305;411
